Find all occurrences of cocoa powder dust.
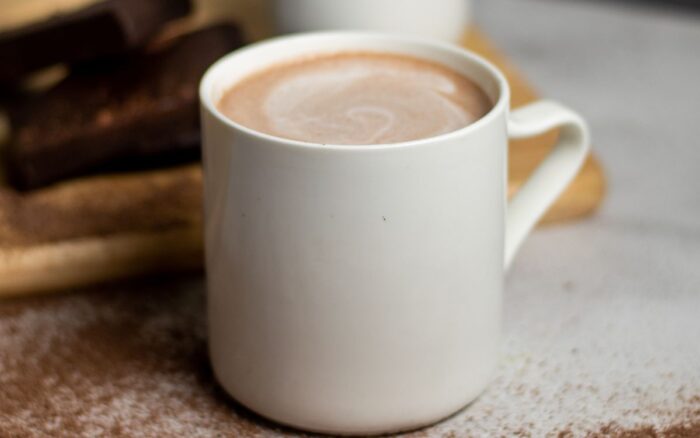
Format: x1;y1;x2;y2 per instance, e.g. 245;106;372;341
0;280;698;436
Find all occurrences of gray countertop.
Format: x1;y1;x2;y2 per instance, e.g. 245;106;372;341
448;0;700;435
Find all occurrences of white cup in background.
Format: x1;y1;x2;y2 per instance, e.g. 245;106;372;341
270;0;472;42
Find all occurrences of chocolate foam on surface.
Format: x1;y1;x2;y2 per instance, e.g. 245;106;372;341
219;52;492;145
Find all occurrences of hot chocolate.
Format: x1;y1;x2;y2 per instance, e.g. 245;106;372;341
217;52;492;145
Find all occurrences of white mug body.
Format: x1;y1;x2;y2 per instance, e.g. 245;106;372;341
200;32;591;435
201;33;507;435
270;0;472;42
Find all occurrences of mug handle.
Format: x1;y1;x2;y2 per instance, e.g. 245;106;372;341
505;100;591;269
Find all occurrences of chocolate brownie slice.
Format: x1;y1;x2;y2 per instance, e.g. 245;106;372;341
6;24;244;190
0;0;191;82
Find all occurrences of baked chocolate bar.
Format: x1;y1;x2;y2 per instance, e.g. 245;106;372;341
6;24;244;189
0;0;191;82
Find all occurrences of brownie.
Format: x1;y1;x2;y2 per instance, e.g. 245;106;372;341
6;24;244;190
0;0;191;83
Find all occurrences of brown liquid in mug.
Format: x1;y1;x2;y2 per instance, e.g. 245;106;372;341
217;52;493;145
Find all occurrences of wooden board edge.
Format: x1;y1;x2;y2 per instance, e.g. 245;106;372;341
541;154;607;224
0;226;203;298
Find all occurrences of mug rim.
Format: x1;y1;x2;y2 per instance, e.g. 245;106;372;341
199;31;510;151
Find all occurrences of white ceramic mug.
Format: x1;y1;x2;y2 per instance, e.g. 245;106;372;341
270;0;471;42
200;32;590;435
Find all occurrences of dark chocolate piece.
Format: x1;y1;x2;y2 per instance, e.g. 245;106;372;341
6;24;243;190
0;0;191;82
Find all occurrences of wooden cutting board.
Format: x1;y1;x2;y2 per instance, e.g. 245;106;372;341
0;28;606;297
